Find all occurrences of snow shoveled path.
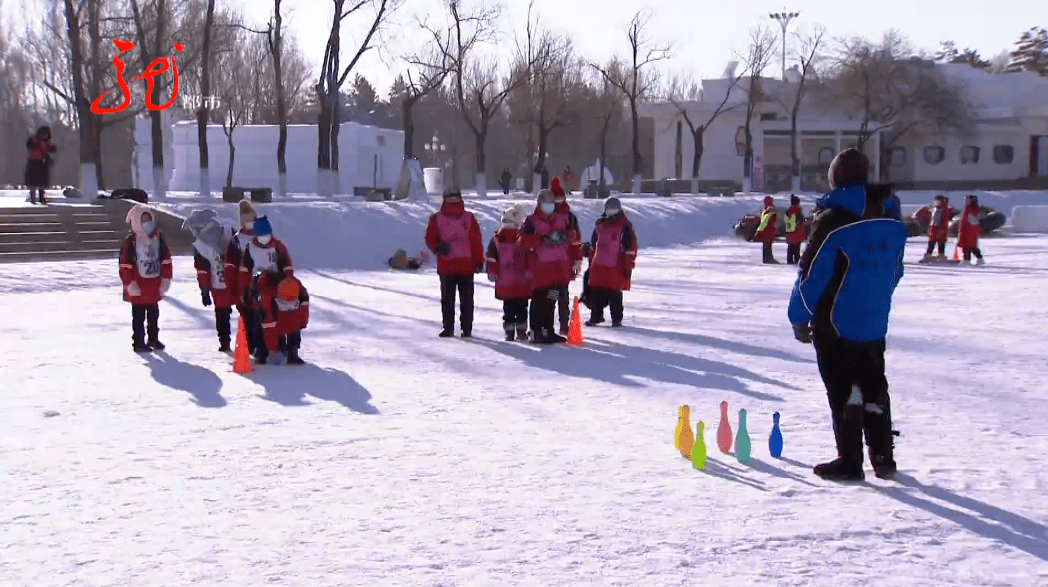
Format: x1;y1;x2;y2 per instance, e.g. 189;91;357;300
2;236;1047;586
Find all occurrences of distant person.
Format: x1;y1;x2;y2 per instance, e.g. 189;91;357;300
551;177;582;334
755;196;779;264
957;194;986;265
921;195;951;262
486;205;532;341
25;125;56;205
499;168;512;195
518;189;582;343
388;248;423;270
585;197;638;327
425;190;485;338
784;194;806;265
562;165;577;194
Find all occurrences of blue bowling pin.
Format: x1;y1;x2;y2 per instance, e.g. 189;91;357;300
769;412;784;458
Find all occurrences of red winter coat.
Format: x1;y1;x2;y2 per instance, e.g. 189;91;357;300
928;204;951;242
425;200;485;276
119;231;173;304
223;228;255;306
588;213;637;292
258;275;310;352
957;204;982;249
755;206;778;243
26;136;56;163
784;205;806;245
193;232;238;309
237;236;294;300
518;207;583;290
486;227;531;299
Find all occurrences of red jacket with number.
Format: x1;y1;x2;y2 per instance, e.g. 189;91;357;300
237;235;293;300
119;231;173;304
587;213;637;292
928;203;951;242
957;203;982;249
223;228;254;305
784;205;806;245
425;200;485;276
258;274;310;351
193;230;238;309
486;227;532;299
518;206;582;290
755;205;778;243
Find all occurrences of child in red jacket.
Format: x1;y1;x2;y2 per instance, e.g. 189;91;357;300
487;206;531;340
183;209;238;352
425;191;485;338
518;189;583;343
755;196;779;264
957;194;985;265
256;276;309;364
584;197;637;327
119;204;173;352
784;194;806;264
921;195;951;262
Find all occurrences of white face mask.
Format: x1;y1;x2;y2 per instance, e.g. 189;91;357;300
605;208;620;216
540;203;555;215
141;221;155;234
256;235;272;245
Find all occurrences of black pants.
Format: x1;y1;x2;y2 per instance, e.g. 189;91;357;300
28;188;47;204
440;274;475;333
814;337;894;464
762;242;776;263
502;298;528;330
530;286;561;334
131;303;160;344
786;243;801;264
963;246;983;261
925;240;946;256
556;286;570;327
238;305;259;353
589;287;624;323
214;306;233;345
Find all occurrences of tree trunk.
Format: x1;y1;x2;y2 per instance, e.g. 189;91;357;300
225;128;235;188
87;0;105;192
316;95;332;196
271;0;288;196
62;0;99;198
198;0;215;197
330;90;341;195
474;130;487;197
691;129;704;178
402;96;415;160
94;126;105;190
599;114;611;191
629;97;641;194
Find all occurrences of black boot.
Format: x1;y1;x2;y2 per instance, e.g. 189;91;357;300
288;345;305;365
147;336;165;351
585;315;604;327
439;328;454;337
813;457;865;481
559;321;569;335
516;323;528;342
504;322;515;341
146;305;164;350
132;335;151;353
815;402;866;481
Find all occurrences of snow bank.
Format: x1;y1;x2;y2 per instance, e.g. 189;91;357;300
1010;205;1048;233
153;193;769;271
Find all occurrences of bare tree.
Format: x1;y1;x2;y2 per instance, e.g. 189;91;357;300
592;10;671;193
400;21;452;160
772;25;825;192
586;62;624;193
195;0;216;196
60;0;100;197
737;25;777;192
315;0;399;197
214;27;261;188
665;65;744;192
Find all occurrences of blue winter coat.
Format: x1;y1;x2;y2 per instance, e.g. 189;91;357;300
788;183;908;343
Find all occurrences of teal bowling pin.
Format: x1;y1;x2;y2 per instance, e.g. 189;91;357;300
735;409;751;464
769;412;784;458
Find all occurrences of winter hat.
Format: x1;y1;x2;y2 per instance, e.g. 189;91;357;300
550;177;565;199
253;215;273;237
277;277;300;302
443;190;463;201
183;209;228;250
828;148;869;189
37;125;51;137
126;203;155;235
501;207;520;228
604;197;622;215
790;194;800;206
763;196;774;207
966;194;978;206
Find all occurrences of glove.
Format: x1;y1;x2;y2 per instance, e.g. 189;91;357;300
434;241;450;256
201;290;212;307
159;278;171;296
126;281;141;297
573;260;582;277
487;273;496;282
268;350;286;365
792;322;813;344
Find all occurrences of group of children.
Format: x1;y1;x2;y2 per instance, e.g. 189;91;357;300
117;200;310;364
425;176;639;344
920;193;986;264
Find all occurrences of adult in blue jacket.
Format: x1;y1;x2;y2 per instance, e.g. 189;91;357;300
788;148;907;482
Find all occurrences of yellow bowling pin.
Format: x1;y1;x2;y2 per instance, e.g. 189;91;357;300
678;407;694;459
675;405;689;450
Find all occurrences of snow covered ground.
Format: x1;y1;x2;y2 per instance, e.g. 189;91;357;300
3;228;1048;586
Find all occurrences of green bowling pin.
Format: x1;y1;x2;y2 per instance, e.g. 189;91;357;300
735;409;751;464
691;421;707;470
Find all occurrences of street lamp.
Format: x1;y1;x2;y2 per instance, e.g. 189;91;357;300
769;10;800;81
424;134;446;166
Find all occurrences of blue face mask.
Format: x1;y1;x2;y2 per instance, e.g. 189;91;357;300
540;203;555;215
141;221;155;234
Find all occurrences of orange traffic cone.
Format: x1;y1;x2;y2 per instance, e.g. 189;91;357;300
953;245;960;261
233;316;253;374
567;296;584;346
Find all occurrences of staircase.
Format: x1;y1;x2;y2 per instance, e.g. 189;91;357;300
0;200;194;263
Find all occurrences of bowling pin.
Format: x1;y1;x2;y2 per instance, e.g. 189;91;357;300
735;408;751;464
692;421;707;470
769;412;784;458
717;400;733;454
675;405;688;450
679;408;694;459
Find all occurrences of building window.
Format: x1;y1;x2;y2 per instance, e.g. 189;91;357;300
993;145;1014;164
960;145;980;164
817;147;835;166
888;147;907;166
923;146;945;164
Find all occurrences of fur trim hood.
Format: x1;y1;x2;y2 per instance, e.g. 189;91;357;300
126;204;158;236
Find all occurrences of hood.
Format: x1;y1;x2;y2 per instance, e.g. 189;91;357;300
126;203;157;236
440;199;465;217
183;209;230;251
814;183;867;217
238;199;258;228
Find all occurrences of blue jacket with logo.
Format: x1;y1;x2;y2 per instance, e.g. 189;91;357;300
788;183;908;343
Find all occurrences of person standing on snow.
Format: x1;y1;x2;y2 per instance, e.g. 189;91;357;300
584;197;637;327
921;195;951;262
224;200;259;353
755;196;779;264
486;206;532;341
425;190;485;338
238;215;294;362
957;194;986;265
550;176;583;335
183;209;238;352
788;148;907;482
519;189;582;343
25;126;56;205
784;195;806;265
119;204;173;352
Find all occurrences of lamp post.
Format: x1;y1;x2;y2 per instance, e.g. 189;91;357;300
424;134;446;166
769;10;799;81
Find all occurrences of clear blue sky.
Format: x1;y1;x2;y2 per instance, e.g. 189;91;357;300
10;0;1037;97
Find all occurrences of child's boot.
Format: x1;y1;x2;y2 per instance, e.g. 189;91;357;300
288;344;304;364
132;334;151;353
516;322;528;341
503;321;515;341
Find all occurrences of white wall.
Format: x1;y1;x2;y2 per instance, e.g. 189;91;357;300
893;120;1047;182
650;108;749;182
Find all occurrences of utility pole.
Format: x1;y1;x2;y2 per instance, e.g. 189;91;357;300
769;11;800;81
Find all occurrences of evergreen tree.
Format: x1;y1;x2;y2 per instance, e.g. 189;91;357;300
934;40;991;69
1005;27;1048;76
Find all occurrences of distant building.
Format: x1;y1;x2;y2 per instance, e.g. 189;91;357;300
640;63;1048;193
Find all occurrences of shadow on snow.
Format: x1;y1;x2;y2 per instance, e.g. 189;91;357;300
143;352;226;408
248;363;379;414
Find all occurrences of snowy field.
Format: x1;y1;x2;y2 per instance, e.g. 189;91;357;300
2;227;1048;586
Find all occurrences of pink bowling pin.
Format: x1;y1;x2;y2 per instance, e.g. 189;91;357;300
717;401;733;454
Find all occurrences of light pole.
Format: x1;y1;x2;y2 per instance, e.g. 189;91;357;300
769;10;799;81
423;134;446;166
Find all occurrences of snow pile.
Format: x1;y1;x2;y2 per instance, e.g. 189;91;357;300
1009;206;1048;233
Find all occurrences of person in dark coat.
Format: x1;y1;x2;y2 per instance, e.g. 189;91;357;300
25;126;56;204
499;168;513;195
788;148;907;482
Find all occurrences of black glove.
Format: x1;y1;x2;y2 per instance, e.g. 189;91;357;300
792;322;813;344
201;290;212;307
435;241;450;256
522;222;535;235
474;263;484;274
581;242;592;258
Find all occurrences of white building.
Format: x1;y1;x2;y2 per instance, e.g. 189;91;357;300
133;114;405;195
640;63;1048;193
